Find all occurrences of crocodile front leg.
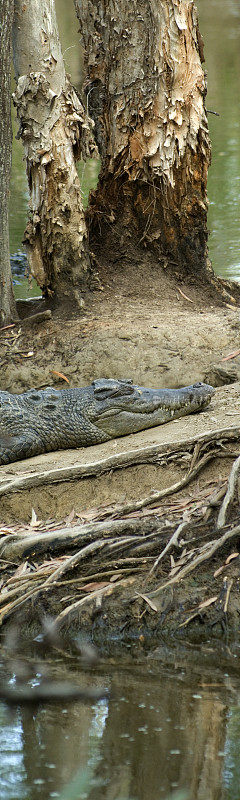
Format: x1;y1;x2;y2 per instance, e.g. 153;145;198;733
0;434;44;466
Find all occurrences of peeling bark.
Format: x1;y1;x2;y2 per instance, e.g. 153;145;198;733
12;0;97;307
0;0;18;325
75;0;212;278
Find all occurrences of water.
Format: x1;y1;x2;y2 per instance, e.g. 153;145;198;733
9;0;240;295
1;644;240;800
198;0;240;282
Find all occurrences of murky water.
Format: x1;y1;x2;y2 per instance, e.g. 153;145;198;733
1;643;240;800
9;0;240;296
198;0;240;282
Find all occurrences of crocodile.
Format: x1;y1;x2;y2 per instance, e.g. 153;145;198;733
0;379;214;465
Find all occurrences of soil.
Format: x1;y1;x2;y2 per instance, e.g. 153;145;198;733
1;260;240;648
2;257;240;394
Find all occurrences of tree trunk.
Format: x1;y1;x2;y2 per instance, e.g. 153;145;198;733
0;0;18;326
12;0;97;308
75;0;212;280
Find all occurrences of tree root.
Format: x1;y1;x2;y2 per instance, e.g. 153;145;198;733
0;426;239;499
146;522;240;599
1;431;240;632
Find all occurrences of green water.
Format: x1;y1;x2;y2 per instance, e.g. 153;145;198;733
198;0;240;282
9;0;240;293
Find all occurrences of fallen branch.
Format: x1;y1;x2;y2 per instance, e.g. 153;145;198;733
1;435;240;632
0;583;50;626
44;538;115;584
0;527;161;624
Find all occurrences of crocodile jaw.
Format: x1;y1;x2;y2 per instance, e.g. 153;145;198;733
93;383;215;437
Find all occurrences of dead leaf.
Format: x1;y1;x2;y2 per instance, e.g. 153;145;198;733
177;287;194;303
225;552;239;565
30;509;42;527
6;562;30;584
0;528;16;535
224;578;233;613
201;682;224;688
64;509;75;524
222;349;240;362
0;324;16;331
52;370;70;383
179;595;218;628
198;595;218;610
136;592;158;612
214;552;239;576
31;508;37;526
214;565;225;577
78;581;110;592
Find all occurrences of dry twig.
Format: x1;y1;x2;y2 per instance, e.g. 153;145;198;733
146;522;240;599
217;455;240;529
149;520;189;574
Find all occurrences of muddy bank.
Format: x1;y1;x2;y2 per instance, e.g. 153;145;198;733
1;420;240;646
1;517;240;648
1;269;240;647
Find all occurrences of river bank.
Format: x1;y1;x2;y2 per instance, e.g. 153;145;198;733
1;266;240;644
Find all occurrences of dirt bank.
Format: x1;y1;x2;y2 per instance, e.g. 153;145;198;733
2;260;240;393
1;266;240;646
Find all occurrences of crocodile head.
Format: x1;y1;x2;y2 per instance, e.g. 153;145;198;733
86;379;215;437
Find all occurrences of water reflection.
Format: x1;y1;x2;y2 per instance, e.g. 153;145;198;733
1;648;240;800
0;708;27;799
224;706;240;799
9;0;240;293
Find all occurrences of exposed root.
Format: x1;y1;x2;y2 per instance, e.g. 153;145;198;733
1;427;239;499
149;520;190;574
147;521;240;598
0;435;240;634
54;576;134;628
